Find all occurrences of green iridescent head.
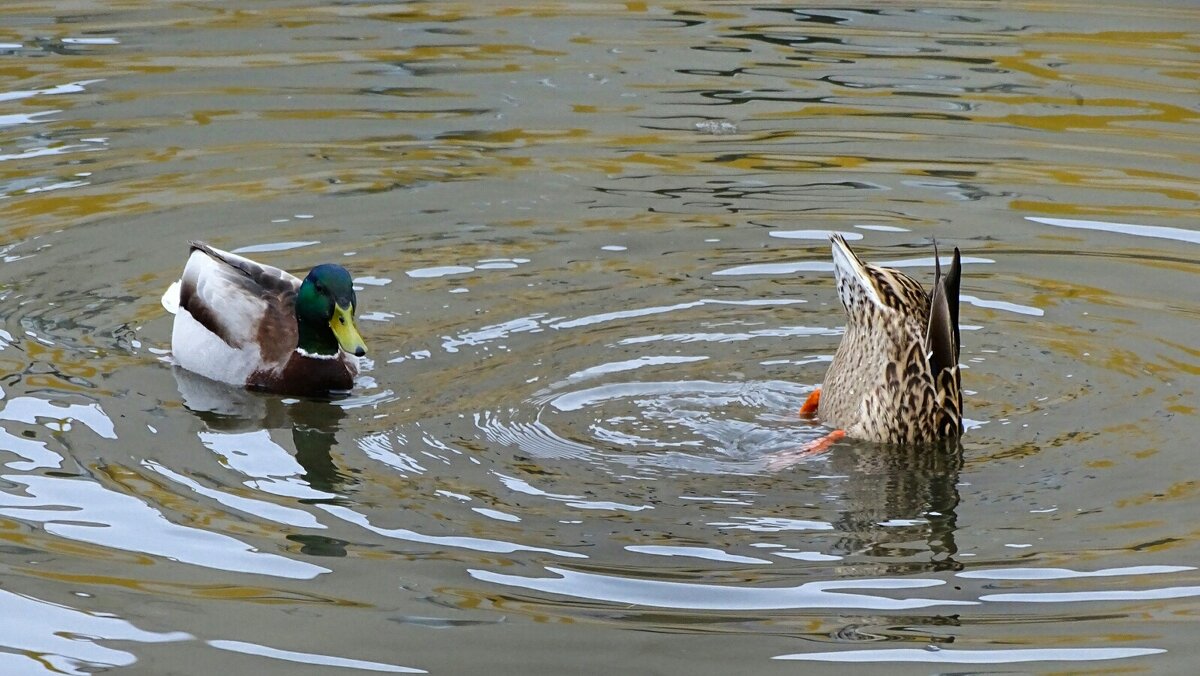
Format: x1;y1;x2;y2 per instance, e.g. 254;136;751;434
295;264;367;357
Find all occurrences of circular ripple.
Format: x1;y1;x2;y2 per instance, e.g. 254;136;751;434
477;377;827;474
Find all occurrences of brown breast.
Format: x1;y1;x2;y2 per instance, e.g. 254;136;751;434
248;352;356;396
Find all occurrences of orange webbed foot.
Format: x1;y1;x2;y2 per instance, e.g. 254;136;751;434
764;429;846;471
799;388;821;417
801;429;845;454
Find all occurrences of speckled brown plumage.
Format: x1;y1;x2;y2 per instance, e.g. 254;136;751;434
818;235;963;444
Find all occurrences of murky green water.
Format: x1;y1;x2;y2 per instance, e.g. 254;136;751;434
1;2;1198;674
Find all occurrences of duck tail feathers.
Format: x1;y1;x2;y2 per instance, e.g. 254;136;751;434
926;243;962;376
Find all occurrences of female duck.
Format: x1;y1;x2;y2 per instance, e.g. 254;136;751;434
165;242;367;396
802;235;963;444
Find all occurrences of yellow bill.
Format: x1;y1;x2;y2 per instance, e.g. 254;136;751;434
330;304;367;356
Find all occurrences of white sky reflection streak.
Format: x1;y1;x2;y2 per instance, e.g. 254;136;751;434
469;566;977;610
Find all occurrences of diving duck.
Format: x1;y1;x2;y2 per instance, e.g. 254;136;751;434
800;235;963;444
163;242;368;396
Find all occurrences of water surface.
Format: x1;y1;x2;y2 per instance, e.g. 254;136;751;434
1;2;1198;674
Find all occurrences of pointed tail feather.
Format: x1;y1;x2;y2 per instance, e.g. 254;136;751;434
926;243;961;376
946;247;961;362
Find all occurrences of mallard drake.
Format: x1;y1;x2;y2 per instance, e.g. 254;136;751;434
164;242;367;396
800;235;963;444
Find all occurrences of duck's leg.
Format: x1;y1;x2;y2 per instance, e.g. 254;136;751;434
799;387;821;416
764;429;846;471
801;428;845;452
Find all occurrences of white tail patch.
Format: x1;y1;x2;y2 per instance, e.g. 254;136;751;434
161;279;181;315
830;236;884;308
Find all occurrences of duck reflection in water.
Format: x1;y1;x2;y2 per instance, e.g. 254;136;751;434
835;440;963;573
764;437;963;573
172;367;353;498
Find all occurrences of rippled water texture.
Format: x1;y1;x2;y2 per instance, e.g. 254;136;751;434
1;2;1198;674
